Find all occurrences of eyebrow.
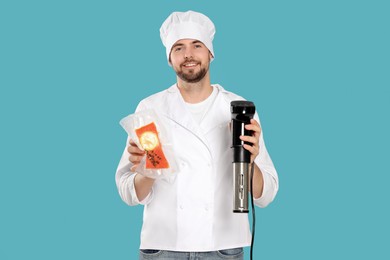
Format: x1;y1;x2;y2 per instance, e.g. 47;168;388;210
171;43;184;49
172;40;203;49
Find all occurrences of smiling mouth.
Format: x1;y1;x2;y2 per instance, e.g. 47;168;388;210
182;62;199;68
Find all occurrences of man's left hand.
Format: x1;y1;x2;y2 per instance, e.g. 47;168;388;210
239;119;261;163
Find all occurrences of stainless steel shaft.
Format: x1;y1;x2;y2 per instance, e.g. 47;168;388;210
233;162;249;213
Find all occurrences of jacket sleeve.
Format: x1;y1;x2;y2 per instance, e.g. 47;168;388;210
253;112;279;208
115;102;154;206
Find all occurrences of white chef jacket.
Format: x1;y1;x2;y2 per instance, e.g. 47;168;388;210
115;84;279;252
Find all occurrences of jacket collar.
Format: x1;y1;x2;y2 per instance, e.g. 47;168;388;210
164;84;230;158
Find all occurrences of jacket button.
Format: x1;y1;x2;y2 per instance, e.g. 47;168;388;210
179;205;184;210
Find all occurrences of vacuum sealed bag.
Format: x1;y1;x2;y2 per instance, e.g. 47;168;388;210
119;109;178;180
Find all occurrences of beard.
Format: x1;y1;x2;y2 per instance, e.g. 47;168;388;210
174;58;210;83
176;67;208;83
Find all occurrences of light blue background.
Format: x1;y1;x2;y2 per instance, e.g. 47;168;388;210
1;0;389;259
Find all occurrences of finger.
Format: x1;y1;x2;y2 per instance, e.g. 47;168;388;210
127;145;145;155
129;154;144;164
250;119;260;126
240;135;259;145
251;129;260;140
245;119;259;127
246;119;261;129
243;143;259;157
130;165;138;172
245;123;261;135
129;139;144;149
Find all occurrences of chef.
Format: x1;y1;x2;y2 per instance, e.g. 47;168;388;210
115;10;279;260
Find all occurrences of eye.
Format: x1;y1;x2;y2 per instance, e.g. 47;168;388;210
195;44;202;48
174;47;182;52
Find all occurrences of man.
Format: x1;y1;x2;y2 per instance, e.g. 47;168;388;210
116;10;279;260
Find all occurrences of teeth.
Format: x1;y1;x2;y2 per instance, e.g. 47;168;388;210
184;63;197;67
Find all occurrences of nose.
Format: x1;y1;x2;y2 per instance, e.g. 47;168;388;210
184;48;193;60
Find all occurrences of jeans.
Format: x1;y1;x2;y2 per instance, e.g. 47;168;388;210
139;248;244;260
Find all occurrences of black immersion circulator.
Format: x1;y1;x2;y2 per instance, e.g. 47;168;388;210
231;101;256;213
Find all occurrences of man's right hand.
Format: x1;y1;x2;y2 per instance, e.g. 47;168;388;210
127;139;146;172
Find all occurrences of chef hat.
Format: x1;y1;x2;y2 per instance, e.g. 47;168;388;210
160;10;216;65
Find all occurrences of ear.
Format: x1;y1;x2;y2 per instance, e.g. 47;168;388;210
168;50;174;63
209;51;214;59
168;56;173;66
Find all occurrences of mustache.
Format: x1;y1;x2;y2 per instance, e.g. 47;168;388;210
181;59;200;66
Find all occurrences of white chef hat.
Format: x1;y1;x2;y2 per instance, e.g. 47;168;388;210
160;10;216;65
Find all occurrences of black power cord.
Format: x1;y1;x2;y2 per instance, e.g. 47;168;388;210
250;162;256;260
